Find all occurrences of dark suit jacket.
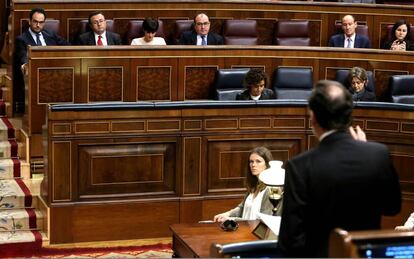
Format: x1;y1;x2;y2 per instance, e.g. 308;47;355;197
328;33;371;48
15;29;69;66
351;88;376;101
278;131;401;257
179;31;224;45
76;31;122;45
236;88;276;100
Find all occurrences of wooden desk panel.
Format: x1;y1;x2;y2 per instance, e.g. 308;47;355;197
170;221;259;258
28;46;414;138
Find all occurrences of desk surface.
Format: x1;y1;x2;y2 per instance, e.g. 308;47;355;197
170;221;259;258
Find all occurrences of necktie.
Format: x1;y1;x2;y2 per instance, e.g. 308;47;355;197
36;33;42;46
97;35;103;46
346;38;351;48
201;35;207;46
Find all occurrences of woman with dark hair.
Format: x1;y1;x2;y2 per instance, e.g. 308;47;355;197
131;18;166;45
236;69;276;100
382;19;414;51
348;66;376;101
213;147;283;222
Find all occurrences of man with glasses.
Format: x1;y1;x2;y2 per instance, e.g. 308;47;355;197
76;11;122;46
179;13;223;45
14;7;69;112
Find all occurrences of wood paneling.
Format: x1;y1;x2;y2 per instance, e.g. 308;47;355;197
44;102;414;243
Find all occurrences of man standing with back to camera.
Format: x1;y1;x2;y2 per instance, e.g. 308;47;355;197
278;80;401;257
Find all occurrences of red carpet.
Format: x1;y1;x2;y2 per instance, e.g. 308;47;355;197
1;242;172;258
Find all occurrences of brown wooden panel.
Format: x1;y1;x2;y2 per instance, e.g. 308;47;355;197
88;67;123;101
184;120;202;131
147;119;180;131
75;122;110;134
183;137;202;195
49;201;179;243
374;69;409;102
78;142;176;199
52;141;71;202
52;123;71;135
202;197;243;221
256;19;276;45
274;118;306;128
111;120;145;133
38;68;74;103
205;119;238;130
402;123;414;134
240;118;271;129
207;137;302;193
366;120;399;132
180;200;202;223
185;66;217;100
137;66;171;101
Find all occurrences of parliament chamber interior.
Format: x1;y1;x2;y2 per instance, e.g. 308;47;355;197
1;0;414;257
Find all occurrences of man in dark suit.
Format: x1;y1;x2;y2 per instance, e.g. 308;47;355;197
14;7;69;112
278;80;401;257
328;15;371;48
76;11;122;46
179;13;223;45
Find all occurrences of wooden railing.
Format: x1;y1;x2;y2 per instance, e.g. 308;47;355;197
27;46;414;159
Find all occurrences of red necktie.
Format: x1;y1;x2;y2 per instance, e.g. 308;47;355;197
97;35;103;46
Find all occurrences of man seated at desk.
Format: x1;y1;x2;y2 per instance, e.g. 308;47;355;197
14;7;69;112
328;15;371;49
179;13;223;45
76;11;122;46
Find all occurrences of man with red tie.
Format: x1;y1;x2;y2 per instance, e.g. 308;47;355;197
76;11;122;46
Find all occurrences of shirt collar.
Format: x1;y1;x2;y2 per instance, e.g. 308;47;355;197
319;129;337;142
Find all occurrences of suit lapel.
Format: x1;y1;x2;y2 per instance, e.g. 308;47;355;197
354;35;360;48
24;31;37;46
191;32;197;45
106;32;112;45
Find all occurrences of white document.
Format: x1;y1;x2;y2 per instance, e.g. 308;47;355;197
257;213;281;236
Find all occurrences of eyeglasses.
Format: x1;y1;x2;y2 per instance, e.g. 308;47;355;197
92;19;105;25
31;19;45;25
196;22;210;27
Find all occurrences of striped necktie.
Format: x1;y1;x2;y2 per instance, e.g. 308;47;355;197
201;35;207;46
346;38;352;48
35;33;42;46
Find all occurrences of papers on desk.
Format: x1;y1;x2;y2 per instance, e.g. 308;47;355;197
257;213;281;236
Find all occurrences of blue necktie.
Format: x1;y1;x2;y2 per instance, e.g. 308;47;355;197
201;35;207;46
346;38;351;48
36;33;42;46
